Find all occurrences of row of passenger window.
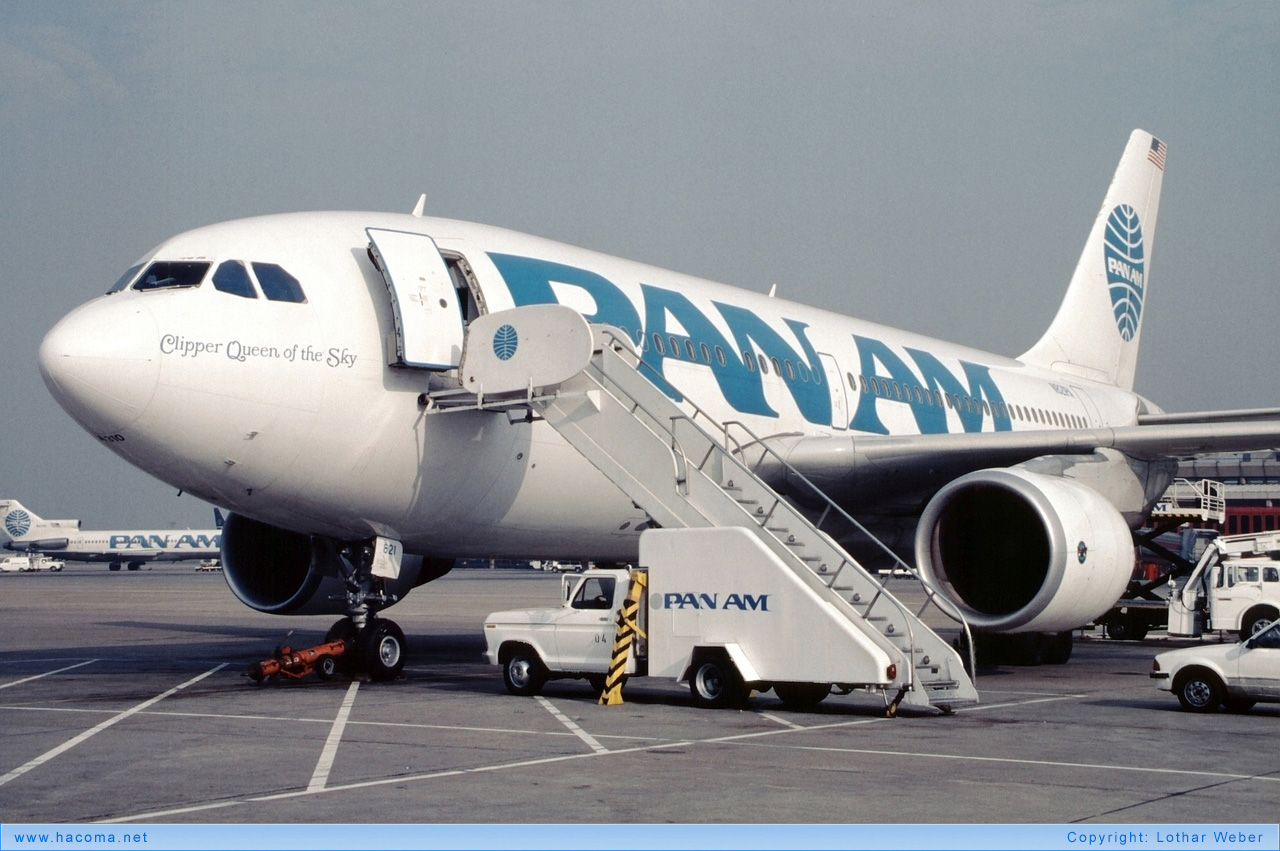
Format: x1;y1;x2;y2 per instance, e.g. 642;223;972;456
627;329;824;385
108;260;307;303
848;372;1088;429
627;326;1088;428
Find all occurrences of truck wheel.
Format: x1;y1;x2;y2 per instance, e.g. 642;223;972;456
1240;609;1276;640
1174;669;1223;712
359;619;406;682
689;654;746;709
502;647;546;696
774;682;830;710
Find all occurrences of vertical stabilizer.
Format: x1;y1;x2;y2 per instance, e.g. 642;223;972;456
1019;129;1165;389
1;500;78;540
2;500;40;540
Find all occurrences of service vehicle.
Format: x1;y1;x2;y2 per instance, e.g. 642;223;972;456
1151;618;1280;712
485;527;975;713
1168;530;1280;639
0;555;65;572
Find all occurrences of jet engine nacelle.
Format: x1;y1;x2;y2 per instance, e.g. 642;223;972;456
914;468;1134;633
220;512;444;615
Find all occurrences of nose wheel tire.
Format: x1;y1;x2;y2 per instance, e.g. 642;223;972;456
357;619;406;682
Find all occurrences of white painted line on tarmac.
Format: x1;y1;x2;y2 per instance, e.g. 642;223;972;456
535;695;609;754
0;663;227;788
0;659;98;690
730;739;1280;784
758;711;804;729
307;681;359;792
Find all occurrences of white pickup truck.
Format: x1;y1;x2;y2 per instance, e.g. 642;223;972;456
484;527;912;710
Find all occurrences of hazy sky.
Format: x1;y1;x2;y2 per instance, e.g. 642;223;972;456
2;2;1277;531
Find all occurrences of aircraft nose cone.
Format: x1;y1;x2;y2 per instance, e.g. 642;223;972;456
40;298;160;434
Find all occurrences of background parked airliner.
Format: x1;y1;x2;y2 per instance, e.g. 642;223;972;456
36;130;1280;673
1;499;221;571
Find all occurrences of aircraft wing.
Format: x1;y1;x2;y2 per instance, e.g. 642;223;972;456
759;416;1280;513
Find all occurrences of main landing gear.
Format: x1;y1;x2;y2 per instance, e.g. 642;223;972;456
248;539;408;684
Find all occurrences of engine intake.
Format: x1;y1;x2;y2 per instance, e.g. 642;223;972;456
914;468;1133;633
220;513;437;615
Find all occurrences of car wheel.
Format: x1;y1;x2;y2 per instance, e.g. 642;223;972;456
1174;669;1223;713
502;646;546;696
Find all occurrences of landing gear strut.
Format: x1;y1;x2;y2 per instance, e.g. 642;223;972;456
328;540;406;682
250;539;409;684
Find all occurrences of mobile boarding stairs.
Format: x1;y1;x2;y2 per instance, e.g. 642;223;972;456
425;305;978;713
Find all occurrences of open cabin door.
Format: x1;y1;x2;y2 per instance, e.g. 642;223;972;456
367;228;465;369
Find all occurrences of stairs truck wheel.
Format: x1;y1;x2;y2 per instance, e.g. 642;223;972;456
689;653;746;709
502;645;546;696
359;619;406;682
774;682;830;710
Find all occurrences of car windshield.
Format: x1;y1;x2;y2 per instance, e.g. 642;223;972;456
1251;621;1280;649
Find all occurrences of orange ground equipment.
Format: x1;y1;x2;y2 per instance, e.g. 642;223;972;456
248;638;348;683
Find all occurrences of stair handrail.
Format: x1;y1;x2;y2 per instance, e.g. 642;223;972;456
591;328;976;681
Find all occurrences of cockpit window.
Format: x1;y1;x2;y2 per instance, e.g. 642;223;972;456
107;264;144;294
252;263;306;303
212;261;258;299
133;261;211;291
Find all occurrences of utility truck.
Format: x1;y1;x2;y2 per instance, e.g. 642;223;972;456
0;555;65;572
1168;530;1280;639
485;527;972;713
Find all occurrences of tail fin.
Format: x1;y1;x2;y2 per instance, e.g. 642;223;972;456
1019;129;1165;389
1;500;78;540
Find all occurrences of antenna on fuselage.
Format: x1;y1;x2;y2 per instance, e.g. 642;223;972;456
767;283;777;298
411;194;426;217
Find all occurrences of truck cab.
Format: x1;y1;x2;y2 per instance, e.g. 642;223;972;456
484;568;642;695
1170;531;1280;639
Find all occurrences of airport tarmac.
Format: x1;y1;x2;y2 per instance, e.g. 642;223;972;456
0;566;1276;825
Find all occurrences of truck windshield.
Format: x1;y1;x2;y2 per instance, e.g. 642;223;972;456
572;576;616;610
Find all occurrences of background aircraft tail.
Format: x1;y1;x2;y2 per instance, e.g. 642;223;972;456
1;499;79;540
1018;129;1165;390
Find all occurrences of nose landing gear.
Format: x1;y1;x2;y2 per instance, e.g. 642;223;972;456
248;538;408;684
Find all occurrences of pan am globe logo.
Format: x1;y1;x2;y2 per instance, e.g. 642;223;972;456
1104;204;1145;341
492;324;519;361
5;509;31;538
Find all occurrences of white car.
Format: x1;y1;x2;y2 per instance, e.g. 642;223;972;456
1151;620;1280;712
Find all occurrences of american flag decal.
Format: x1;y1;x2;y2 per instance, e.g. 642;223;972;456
1148;137;1166;170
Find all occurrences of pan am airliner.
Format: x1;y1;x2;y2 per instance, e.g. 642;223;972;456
1;499;221;571
37;130;1280;676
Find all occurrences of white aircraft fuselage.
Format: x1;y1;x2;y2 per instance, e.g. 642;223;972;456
37;130;1280;634
42;211;1138;559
